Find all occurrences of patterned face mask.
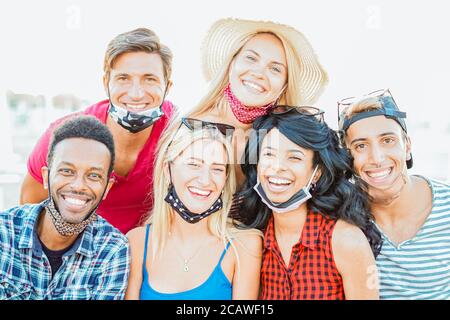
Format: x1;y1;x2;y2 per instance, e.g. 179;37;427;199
108;103;164;133
44;197;98;237
44;172;108;237
224;83;275;124
164;184;223;224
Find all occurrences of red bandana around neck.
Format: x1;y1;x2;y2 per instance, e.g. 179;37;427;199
224;83;274;124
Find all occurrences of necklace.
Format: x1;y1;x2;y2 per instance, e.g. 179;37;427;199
171;236;214;272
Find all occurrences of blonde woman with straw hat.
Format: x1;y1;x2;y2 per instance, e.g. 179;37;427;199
125;121;262;300
158;18;328;186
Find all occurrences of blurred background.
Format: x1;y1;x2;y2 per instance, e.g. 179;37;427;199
1;0;449;209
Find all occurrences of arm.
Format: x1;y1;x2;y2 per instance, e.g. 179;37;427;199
92;241;131;300
20;173;48;205
20;123;52;205
124;227;146;300
332;220;379;300
231;231;263;300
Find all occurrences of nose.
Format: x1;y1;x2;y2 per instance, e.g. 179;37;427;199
196;166;212;187
70;174;88;192
249;62;265;79
128;80;145;100
369;145;386;165
271;156;287;173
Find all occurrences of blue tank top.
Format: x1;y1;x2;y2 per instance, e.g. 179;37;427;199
139;224;232;300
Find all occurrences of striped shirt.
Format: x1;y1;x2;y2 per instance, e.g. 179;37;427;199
375;176;450;300
0;201;130;300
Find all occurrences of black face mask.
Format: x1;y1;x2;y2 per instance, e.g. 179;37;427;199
164;184;223;224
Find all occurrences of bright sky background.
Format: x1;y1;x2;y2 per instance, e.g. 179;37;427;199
1;0;449;179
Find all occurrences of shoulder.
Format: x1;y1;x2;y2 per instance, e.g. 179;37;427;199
332;219;370;253
229;228;263;257
91;216;129;248
83;99;109;118
126;226;148;247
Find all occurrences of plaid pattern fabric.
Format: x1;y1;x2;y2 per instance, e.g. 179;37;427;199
260;211;345;300
0;201;130;300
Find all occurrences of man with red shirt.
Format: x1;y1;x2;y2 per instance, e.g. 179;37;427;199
20;28;176;234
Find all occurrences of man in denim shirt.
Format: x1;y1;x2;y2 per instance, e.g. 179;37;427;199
0;116;130;300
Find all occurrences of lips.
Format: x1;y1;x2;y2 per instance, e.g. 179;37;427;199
122;103;151;112
59;193;92;212
188;186;212;198
363;167;393;185
266;176;293;193
242;80;266;94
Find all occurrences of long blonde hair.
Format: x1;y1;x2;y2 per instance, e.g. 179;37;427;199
146;125;238;257
190;31;304;119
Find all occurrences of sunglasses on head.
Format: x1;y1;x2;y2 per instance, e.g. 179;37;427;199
181;117;235;138
337;89;395;123
269;105;325;122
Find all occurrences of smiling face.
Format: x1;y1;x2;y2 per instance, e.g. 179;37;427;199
257;128;317;204
105;51;168;113
42;138;113;224
345;115;411;200
169;138;228;214
229;33;288;107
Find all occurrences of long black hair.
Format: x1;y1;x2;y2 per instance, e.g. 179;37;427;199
233;111;382;257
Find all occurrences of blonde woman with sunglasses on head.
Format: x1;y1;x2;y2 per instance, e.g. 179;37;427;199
125;122;262;300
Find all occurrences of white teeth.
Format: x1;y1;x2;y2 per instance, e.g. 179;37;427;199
268;177;291;185
125;104;146;110
367;169;391;179
243;81;264;92
189;187;211;196
64;197;87;206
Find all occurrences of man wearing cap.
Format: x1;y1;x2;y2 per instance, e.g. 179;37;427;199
0;116;129;300
339;89;450;300
20;28;175;234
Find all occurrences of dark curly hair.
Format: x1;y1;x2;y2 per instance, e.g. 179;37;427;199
234;111;382;257
47;115;115;175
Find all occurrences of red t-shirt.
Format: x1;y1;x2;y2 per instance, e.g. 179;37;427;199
27;99;175;234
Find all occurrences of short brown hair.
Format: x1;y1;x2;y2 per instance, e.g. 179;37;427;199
103;28;173;84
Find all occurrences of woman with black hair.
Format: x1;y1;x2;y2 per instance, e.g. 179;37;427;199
236;106;382;300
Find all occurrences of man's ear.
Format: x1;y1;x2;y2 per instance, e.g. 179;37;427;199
103;74;109;95
102;177;115;200
165;80;173;96
41;166;49;190
405;134;412;161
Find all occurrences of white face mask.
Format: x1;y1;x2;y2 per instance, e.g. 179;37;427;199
253;165;319;213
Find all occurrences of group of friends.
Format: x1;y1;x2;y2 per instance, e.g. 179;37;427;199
1;18;449;300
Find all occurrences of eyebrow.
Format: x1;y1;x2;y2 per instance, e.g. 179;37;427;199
114;73;160;79
58;161;105;172
244;49;287;68
262;146;305;156
187;157;226;167
350;132;398;145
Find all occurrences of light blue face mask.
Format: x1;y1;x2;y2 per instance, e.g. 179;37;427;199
253;165;319;213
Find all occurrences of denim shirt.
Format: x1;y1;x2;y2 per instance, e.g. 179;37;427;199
0;201;130;300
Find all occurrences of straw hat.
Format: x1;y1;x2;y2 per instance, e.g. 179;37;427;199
201;18;328;104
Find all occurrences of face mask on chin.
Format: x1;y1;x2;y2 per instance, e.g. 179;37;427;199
254;166;319;214
107;86;167;133
44;173;108;237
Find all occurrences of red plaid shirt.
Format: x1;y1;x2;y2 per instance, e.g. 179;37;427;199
260;211;345;300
